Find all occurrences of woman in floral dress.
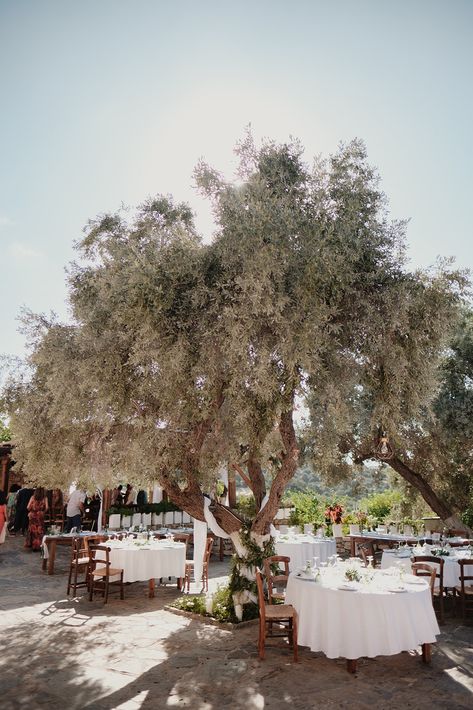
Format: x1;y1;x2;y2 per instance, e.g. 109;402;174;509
25;487;49;551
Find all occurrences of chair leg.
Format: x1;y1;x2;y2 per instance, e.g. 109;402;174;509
258;619;265;660
120;572;124;600
67;564;73;595
89;576;94;601
104;576;109;604
292;613;299;663
72;562;79;596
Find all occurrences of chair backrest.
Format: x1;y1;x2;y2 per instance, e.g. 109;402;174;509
411;562;436;599
458;560;473;591
411;555;444;589
88;544;111;570
263;555;290;603
448;529;470;539
71;536;89;562
255;568;267;622
359;541;376;567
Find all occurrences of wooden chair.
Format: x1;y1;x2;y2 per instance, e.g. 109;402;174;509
88;544;124;603
358;541;380;567
454;560;473;619
255;568;298;661
412;555;445;623
448;529;470;539
263;555;290;603
67;537;90;596
411;562;437;601
184;536;214;592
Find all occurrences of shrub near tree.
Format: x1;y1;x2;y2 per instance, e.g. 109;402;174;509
2;134;467;618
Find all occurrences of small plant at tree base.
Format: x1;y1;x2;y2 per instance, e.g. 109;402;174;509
171;595;207;615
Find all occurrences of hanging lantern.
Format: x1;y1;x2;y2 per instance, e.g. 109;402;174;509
374;430;393;460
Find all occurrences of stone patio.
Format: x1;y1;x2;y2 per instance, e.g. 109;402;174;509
1;535;472;709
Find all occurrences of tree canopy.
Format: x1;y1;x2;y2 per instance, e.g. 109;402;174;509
2;134;467;537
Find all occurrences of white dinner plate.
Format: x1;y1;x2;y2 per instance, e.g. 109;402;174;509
337;584;357;591
387;587;407;593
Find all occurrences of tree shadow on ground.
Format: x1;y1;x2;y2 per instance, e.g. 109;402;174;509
2;608;473;710
2;536;473;709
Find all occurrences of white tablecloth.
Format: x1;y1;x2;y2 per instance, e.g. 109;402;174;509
286;568;439;659
106;540;186;583
381;549;471;588
275;536;337;571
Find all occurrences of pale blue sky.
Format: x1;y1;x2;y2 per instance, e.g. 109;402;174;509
1;0;472;360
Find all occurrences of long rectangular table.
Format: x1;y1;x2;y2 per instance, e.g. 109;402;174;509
349;532;421;557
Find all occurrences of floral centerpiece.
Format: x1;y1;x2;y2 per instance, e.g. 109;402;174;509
344;567;361;583
325;504;344;524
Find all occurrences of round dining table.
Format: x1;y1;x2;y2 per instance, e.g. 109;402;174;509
285;566;440;672
275;535;337;571
106;539;186;597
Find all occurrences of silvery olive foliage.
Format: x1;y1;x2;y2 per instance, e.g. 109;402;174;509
2;135;466;529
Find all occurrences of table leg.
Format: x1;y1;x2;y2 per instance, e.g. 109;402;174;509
149;578;155;598
47;540;57;575
350;538;356;556
346;659;357;673
421;643;431;664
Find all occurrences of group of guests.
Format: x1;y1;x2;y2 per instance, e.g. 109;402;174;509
0;485;102;554
110;484;147;507
0;485;49;552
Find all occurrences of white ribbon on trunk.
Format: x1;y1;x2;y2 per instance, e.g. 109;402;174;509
192;496;231;588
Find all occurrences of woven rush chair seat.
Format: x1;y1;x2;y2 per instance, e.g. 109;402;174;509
255;568;298;662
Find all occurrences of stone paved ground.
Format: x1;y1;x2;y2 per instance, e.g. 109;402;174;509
1;535;472;710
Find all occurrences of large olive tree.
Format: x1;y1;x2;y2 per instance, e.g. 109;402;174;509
3;135;466;614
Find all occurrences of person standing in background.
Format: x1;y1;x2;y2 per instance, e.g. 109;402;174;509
111;484;123;506
25;487;48;551
12;487;34;534
65;489;85;532
6;483;21;532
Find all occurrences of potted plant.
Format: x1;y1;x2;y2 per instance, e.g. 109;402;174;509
325;504;344;537
356;510;368;532
342;512;360;535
